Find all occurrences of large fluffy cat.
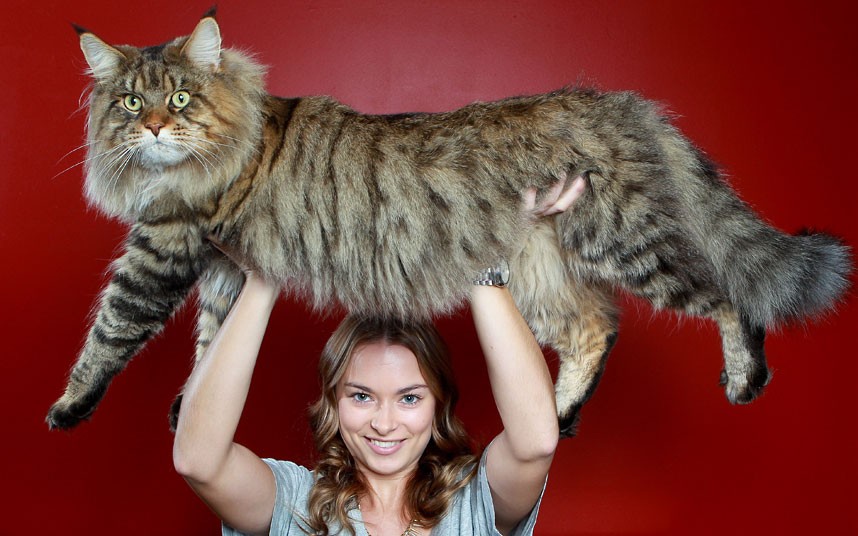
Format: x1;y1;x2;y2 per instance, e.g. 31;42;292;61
47;11;851;436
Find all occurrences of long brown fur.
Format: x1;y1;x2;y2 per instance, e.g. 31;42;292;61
47;12;852;436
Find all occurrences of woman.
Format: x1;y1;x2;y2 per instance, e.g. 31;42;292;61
173;177;585;535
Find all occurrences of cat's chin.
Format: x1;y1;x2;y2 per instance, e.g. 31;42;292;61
138;143;189;169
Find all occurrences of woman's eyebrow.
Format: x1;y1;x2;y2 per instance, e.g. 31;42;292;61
342;382;428;394
397;384;429;394
343;382;373;393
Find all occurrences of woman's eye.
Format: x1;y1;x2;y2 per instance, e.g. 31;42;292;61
352;393;371;403
402;394;420;405
122;94;143;112
170;90;191;109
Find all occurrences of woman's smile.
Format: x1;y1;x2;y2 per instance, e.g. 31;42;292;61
365;437;406;454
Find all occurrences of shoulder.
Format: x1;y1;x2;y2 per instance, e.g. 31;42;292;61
223;459;317;536
261;458;317;499
432;449;490;533
436;444;546;536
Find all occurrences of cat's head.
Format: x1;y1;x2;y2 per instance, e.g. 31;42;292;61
78;10;266;220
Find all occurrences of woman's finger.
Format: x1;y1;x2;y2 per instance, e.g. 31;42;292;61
542;175;586;215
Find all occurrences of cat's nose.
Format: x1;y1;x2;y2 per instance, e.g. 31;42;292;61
145;121;165;137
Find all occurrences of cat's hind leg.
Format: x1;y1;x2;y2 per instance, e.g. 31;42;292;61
168;258;245;431
509;221;619;438
711;304;771;404
550;307;618;437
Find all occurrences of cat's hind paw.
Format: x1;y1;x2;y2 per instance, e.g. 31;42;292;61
720;366;772;405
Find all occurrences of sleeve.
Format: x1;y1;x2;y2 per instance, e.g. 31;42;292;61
222;459;315;536
470;442;548;536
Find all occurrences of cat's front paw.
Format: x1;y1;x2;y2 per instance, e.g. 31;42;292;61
558;405;583;438
46;395;95;430
720;367;772;405
168;394;183;432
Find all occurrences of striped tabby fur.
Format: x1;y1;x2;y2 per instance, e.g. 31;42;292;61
47;12;852;436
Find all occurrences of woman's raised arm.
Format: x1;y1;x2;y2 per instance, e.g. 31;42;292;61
471;284;559;534
172;269;280;535
473;174;584;534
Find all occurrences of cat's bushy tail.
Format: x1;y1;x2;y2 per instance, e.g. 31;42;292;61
685;151;852;327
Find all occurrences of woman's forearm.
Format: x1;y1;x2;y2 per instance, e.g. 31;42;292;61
172;274;279;482
470;285;559;461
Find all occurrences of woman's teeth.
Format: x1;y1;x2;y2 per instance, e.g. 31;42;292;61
370;439;400;448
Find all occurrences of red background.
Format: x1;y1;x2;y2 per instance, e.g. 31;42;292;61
2;1;856;534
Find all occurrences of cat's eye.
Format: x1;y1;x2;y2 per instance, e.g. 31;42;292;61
122;94;143;112
170;90;191;109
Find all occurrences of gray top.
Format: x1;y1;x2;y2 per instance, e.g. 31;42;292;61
223;444;546;535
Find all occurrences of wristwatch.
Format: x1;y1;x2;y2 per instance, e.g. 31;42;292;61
473;259;510;287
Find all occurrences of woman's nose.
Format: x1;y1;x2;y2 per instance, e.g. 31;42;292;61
370;404;397;435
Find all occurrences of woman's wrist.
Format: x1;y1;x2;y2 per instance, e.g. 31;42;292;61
470;283;508;301
241;272;280;310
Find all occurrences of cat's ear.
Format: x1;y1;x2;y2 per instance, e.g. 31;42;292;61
75;26;126;82
181;15;222;71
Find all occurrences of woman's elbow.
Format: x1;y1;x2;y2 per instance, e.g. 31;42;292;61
529;408;560;458
172;436;218;484
511;423;559;462
531;427;560;460
172;440;199;480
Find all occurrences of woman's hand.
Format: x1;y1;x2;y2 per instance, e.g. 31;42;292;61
523;172;586;216
208;236;279;299
208;235;253;273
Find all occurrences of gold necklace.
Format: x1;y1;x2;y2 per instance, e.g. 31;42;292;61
365;519;419;536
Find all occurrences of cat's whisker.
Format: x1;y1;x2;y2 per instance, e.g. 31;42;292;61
192;136;236;150
184;146;215;175
181;139;227;172
57;141;97;163
99;144;137;176
52;159;90;180
187;140;226;163
212;132;255;147
104;146;138;198
213;133;260;155
181;133;245;158
93;141;136;164
53;141;134;180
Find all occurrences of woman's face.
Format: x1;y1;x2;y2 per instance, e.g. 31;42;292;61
336;341;437;481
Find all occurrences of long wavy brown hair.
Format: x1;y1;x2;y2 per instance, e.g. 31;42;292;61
305;315;479;535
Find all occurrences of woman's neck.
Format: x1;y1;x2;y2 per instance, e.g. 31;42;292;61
362;473;408;512
360;473;416;535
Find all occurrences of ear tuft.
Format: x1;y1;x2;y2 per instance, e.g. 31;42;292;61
79;32;126;81
181;17;221;71
202;5;218;19
71;23;90;36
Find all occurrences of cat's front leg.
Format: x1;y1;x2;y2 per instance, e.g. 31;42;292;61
168;257;245;431
47;223;206;430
